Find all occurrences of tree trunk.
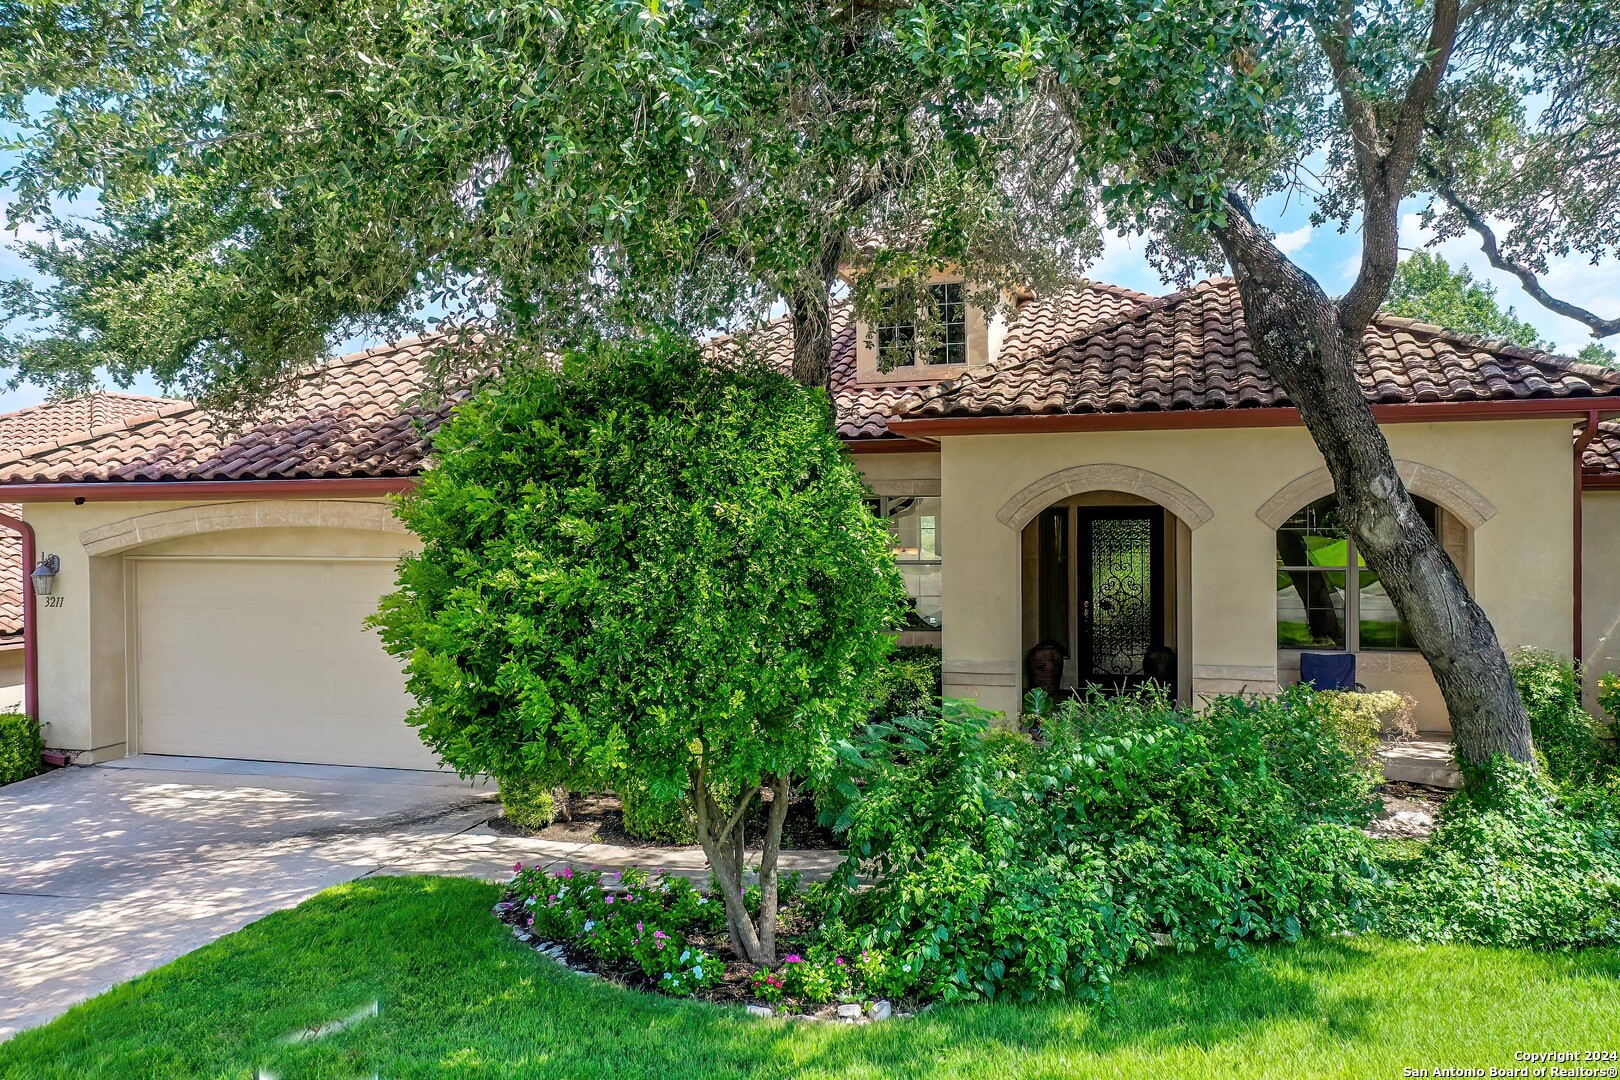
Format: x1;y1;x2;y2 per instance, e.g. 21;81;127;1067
1212;210;1534;771
757;772;791;961
687;765;791;965
786;234;846;390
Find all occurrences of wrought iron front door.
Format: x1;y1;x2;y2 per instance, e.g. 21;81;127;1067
1075;508;1164;691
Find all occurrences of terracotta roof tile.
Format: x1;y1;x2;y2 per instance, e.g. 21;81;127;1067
0;279;1614;503
0;339;450;485
0;391;186;451
904;279;1620;424
709;280;1153;440
1588;420;1620;476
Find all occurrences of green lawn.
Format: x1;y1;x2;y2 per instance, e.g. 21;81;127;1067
5;876;1618;1080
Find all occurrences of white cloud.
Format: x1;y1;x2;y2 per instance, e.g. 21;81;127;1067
1273;226;1313;255
1081;229;1177;295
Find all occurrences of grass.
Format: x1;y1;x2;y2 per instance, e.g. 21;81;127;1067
4;875;1618;1079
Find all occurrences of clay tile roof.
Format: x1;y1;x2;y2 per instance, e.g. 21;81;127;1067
1589;420;1620;476
0;392;188;641
0;338;451;486
0;279;1613;506
707;280;1155;440
903;278;1620;424
0;391;187;450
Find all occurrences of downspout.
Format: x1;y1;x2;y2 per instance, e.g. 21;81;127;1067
1575;411;1600;662
0;509;39;725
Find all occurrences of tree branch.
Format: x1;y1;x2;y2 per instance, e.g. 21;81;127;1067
1337;0;1463;336
1430;176;1620;340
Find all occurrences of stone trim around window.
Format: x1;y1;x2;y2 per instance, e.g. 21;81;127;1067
1254;461;1496;532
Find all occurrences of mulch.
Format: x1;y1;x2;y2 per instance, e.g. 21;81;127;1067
486;791;840;851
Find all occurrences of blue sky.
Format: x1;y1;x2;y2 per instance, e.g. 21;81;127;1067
2;146;1615;415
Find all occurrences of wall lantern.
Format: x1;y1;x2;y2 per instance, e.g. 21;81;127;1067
31;554;60;597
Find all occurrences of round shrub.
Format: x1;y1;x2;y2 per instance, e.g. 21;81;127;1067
1315;689;1415;766
371;334;904;962
0;712;42;786
498;772;560;831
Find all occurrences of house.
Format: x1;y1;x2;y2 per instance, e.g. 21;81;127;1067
0;392;184;715
0;278;1615;770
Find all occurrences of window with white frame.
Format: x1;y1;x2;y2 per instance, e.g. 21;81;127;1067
867;495;943;629
1276;494;1441;651
875;282;967;369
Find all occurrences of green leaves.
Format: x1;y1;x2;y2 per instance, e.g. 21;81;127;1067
1384;253;1551;349
369;332;903;809
809;686;1386;1002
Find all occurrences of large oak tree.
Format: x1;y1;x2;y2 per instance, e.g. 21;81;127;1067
907;0;1619;769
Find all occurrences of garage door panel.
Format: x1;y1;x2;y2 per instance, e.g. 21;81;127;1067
136;559;437;770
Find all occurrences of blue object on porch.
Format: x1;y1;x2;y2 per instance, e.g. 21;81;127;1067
1299;651;1358;691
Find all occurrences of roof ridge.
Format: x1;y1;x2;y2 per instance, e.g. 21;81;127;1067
0;388;188;420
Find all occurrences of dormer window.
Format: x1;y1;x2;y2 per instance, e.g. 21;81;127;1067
877;282;968;368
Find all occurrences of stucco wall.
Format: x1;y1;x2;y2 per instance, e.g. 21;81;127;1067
18;427;1593;758
0;646;23;712
20;497;415;761
1585;491;1620;717
939;420;1578;728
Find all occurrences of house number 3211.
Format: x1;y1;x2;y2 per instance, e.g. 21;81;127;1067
40;596;64;608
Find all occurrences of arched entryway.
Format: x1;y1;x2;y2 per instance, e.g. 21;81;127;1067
1018;491;1195;703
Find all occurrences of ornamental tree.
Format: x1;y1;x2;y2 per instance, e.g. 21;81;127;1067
369;336;904;964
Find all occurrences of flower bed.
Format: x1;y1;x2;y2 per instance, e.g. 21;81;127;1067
494;863;907;1020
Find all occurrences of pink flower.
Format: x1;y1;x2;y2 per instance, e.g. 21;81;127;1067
654;931;668;939
557;866;573;880
513;862;523;872
783;954;803;963
636;922;644;933
605;895;615;904
835;957;845;965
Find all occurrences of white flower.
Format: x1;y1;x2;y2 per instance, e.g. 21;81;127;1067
524;897;537;907
902;964;911;972
692;965;703;979
680;950;691;963
697;897;708;906
583;920;595;932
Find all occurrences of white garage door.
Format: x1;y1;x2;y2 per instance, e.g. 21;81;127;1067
134;558;438;770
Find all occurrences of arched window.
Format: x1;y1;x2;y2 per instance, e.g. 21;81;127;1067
1276;495;1439;651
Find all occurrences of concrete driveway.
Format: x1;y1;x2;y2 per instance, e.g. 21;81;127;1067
0;755;500;1038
